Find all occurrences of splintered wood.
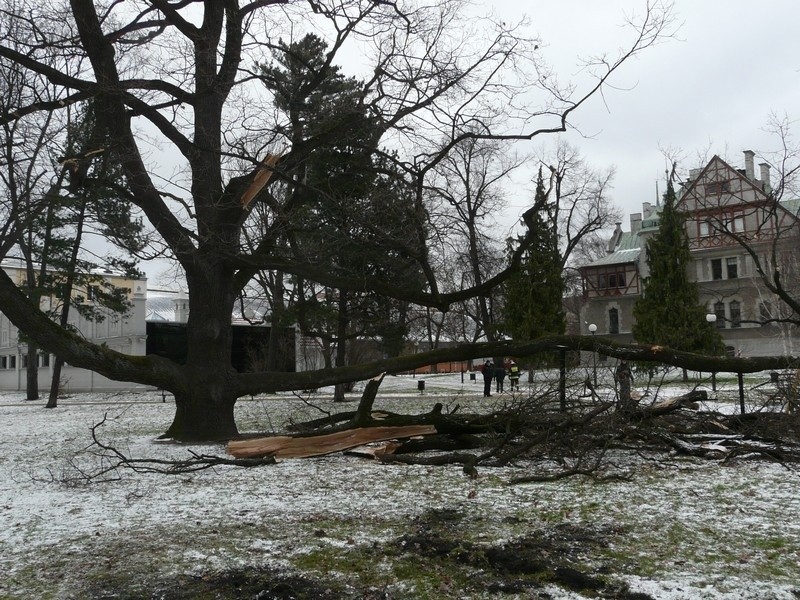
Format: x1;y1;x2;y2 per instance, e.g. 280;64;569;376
240;153;282;209
227;425;437;459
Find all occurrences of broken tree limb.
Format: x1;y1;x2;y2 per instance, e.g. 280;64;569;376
227;424;437;459
392;433;484;454
353;373;386;425
633;390;707;419
240;153;281;209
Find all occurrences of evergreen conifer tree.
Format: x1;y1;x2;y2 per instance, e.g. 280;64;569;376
503;168;566;344
632;178;724;356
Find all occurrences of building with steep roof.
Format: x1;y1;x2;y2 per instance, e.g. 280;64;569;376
579;151;800;357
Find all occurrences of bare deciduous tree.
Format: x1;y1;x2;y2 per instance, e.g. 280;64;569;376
0;0;676;441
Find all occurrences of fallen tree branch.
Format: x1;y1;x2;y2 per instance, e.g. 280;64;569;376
228;425;438;459
62;415;276;484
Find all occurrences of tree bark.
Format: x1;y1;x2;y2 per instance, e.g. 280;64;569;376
25;344;39;401
162;264;241;440
45;358;63;408
334;290;349;402
164;388;239;441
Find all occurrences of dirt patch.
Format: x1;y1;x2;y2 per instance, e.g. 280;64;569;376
74;509;652;600
83;567;348;600
393;508;656;599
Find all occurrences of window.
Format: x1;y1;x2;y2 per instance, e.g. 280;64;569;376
729;301;741;328
706;181;730;195
728;213;745;233
714;302;726;328
699;221;710;237
87;285;98;301
9;355;16;369
22;354;28;368
40;353;50;367
609;308;620;334
596;271;626;290
726;257;738;279
711;259;723;280
711;257;738;280
1;357;6;369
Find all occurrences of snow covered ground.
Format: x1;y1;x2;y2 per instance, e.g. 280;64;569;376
1;372;799;598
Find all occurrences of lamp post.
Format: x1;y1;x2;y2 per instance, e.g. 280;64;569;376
588;323;598;388
706;313;717;391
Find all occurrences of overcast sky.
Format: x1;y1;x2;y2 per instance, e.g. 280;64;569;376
488;0;800;230
145;1;800;283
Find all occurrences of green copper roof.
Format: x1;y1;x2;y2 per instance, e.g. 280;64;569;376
581;232;640;268
781;197;800;216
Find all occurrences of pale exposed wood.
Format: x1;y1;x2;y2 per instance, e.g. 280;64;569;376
240;153;282;209
639;390;706;416
344;442;403;459
227;424;437;459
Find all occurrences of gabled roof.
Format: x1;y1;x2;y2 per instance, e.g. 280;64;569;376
580;231;640;269
677;154;769;209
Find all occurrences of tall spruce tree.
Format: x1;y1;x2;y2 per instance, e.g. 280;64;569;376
632;178;724;357
503;168;566;344
260;35;423;399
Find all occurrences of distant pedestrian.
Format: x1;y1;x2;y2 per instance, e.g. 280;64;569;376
495;363;506;393
482;360;494;397
508;361;520;391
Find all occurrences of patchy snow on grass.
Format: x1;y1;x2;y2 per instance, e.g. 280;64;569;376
1;372;799;599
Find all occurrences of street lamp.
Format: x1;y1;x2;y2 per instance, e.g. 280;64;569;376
588;323;598;388
706;313;717;391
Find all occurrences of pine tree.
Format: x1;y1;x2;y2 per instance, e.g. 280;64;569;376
260;35;423;398
503;168;566;344
632;178;724;356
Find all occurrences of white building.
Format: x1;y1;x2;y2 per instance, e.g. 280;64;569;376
0;258;148;393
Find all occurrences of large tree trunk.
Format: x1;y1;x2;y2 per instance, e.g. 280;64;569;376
163;266;241;441
165;386;239;441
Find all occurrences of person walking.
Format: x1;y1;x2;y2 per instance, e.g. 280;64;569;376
495;363;506;393
481;360;494;397
508;360;520;391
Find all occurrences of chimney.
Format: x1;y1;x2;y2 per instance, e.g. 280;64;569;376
607;222;623;253
759;162;771;193
743;150;755;180
173;290;189;324
642;202;654;219
630;212;642;234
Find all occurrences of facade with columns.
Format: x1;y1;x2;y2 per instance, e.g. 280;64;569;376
579;151;800;358
0;258;149;393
